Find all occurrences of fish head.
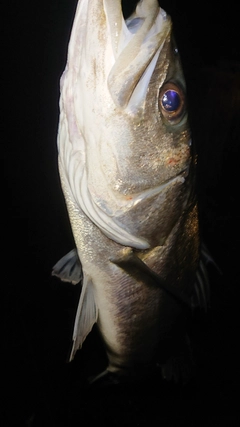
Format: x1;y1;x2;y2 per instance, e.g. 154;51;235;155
58;0;196;249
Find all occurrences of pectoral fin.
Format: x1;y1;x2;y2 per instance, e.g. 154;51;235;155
111;245;214;312
191;243;219;311
110;248;192;307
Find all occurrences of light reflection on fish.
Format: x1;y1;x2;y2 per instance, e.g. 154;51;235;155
53;0;210;384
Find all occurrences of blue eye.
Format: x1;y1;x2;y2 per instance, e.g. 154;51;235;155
162;90;180;112
159;82;185;123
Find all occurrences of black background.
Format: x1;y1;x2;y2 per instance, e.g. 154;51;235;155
4;1;239;426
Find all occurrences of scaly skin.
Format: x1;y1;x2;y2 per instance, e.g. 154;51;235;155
57;0;200;378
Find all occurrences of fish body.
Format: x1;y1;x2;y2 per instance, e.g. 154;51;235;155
54;0;209;382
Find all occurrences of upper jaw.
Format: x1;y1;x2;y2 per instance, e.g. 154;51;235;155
104;0;171;109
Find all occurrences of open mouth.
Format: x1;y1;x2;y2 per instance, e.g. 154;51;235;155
105;0;170;109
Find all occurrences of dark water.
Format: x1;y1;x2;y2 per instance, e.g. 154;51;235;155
4;1;239;426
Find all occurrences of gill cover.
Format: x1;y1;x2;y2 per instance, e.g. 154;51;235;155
58;0;172;249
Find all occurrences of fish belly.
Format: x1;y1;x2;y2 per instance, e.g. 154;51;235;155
59;162;199;374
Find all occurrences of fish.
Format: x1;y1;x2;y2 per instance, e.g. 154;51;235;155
53;0;210;384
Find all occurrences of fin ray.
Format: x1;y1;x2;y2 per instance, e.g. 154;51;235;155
52;249;82;285
70;274;98;361
191;244;213;311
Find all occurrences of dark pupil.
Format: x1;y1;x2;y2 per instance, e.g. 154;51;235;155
162;90;180;112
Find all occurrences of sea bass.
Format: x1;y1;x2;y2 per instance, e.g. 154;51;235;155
53;0;209;383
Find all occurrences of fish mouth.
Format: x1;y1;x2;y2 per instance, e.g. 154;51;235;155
105;0;171;109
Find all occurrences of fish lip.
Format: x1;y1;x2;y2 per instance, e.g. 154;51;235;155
120;168;189;209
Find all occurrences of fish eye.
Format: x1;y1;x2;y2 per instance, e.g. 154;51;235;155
159;82;185;123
